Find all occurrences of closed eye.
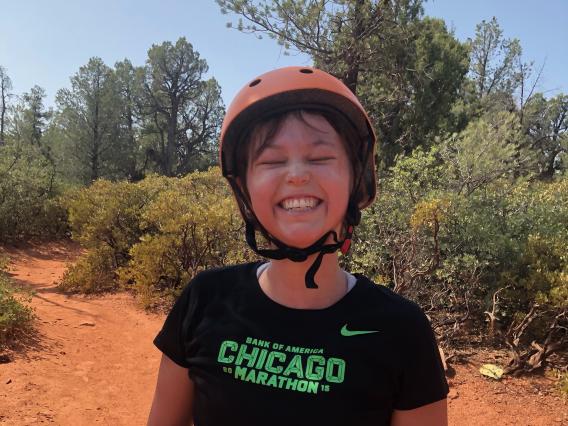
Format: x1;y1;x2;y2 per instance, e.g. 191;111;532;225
310;157;335;163
258;160;286;166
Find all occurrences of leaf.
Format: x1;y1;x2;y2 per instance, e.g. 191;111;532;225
479;364;504;380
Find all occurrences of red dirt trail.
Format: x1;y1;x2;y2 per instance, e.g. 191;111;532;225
0;241;566;425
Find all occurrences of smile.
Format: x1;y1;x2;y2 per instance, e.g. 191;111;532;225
278;196;322;212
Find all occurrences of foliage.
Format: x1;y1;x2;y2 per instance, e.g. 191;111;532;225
523;93;568;178
59;168;256;307
0;65;12;143
0;141;68;242
0;254;34;347
58;174;171;293
550;369;568;399
55;57;127;183
468;17;523;102
439;111;535;195
57;245;117;294
344;136;568;362
140;38;224;177
218;1;470;168
117;168;254;309
359;16;470;168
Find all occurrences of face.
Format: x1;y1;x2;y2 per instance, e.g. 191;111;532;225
245;112;352;248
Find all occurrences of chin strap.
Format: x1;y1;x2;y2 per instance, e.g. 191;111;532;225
228;176;361;289
245;222;343;288
244;202;359;289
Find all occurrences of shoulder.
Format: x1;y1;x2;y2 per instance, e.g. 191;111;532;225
354;275;425;316
353;274;432;335
183;261;259;296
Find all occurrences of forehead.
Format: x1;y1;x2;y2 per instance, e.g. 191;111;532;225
251;111;342;153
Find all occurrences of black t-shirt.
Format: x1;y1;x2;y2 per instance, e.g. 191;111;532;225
153;261;449;426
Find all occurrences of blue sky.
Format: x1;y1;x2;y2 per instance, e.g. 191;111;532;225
1;0;566;109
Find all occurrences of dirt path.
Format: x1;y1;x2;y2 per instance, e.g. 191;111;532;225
0;242;164;425
0;241;566;425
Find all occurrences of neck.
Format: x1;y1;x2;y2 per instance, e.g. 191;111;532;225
258;252;347;309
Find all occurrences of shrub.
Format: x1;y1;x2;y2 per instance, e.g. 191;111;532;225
0;255;35;347
58;174;173;293
56;245;117;293
59;168;256;304
117;168;255;309
0;142;69;242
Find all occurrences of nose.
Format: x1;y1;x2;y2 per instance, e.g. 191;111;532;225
286;161;310;185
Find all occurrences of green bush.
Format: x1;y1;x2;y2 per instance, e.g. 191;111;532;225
0;255;35;347
0;142;69;242
117;168;255;309
58;174;173;293
345;139;568;353
57;245;118;293
59;168;256;305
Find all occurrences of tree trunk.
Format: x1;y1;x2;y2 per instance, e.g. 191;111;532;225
165;102;179;177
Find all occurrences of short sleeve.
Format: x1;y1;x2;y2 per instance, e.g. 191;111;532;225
393;306;449;410
153;280;197;368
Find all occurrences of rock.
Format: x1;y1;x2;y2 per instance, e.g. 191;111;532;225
0;354;11;364
5;379;11;384
79;322;95;327
448;389;459;400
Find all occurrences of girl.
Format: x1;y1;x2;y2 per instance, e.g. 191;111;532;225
148;66;449;426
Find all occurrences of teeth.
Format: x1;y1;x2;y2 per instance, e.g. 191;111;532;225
281;197;318;210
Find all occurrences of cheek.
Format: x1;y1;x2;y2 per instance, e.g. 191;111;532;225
325;161;352;198
246;171;275;214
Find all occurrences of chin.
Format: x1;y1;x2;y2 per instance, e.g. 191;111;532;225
275;230;331;249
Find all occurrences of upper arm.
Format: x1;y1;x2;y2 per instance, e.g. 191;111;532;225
147;354;194;426
390;398;447;426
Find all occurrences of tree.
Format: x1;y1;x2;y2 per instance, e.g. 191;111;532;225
358;16;469;167
176;78;225;174
217;0;425;93
523;93;568;179
55;57;124;183
10;86;52;147
468;17;522;105
217;1;468;169
440;112;535;196
139;38;224;176
114;59;145;181
0;66;12;145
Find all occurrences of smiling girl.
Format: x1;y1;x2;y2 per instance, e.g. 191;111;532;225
148;67;449;426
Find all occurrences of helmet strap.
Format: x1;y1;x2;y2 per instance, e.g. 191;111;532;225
244;197;361;289
245;221;344;289
228;176;362;289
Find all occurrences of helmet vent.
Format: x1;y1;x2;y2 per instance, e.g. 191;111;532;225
299;68;313;74
249;79;262;87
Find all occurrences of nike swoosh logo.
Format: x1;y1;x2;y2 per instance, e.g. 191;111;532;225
340;324;379;336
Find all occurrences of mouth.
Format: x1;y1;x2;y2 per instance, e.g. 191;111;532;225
278;196;322;213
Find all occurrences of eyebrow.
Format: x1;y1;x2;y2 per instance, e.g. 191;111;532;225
262;138;336;151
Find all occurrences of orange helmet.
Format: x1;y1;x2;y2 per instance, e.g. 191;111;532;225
220;66;377;209
219;66;377;289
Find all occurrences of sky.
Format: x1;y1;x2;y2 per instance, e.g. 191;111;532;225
0;0;566;109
